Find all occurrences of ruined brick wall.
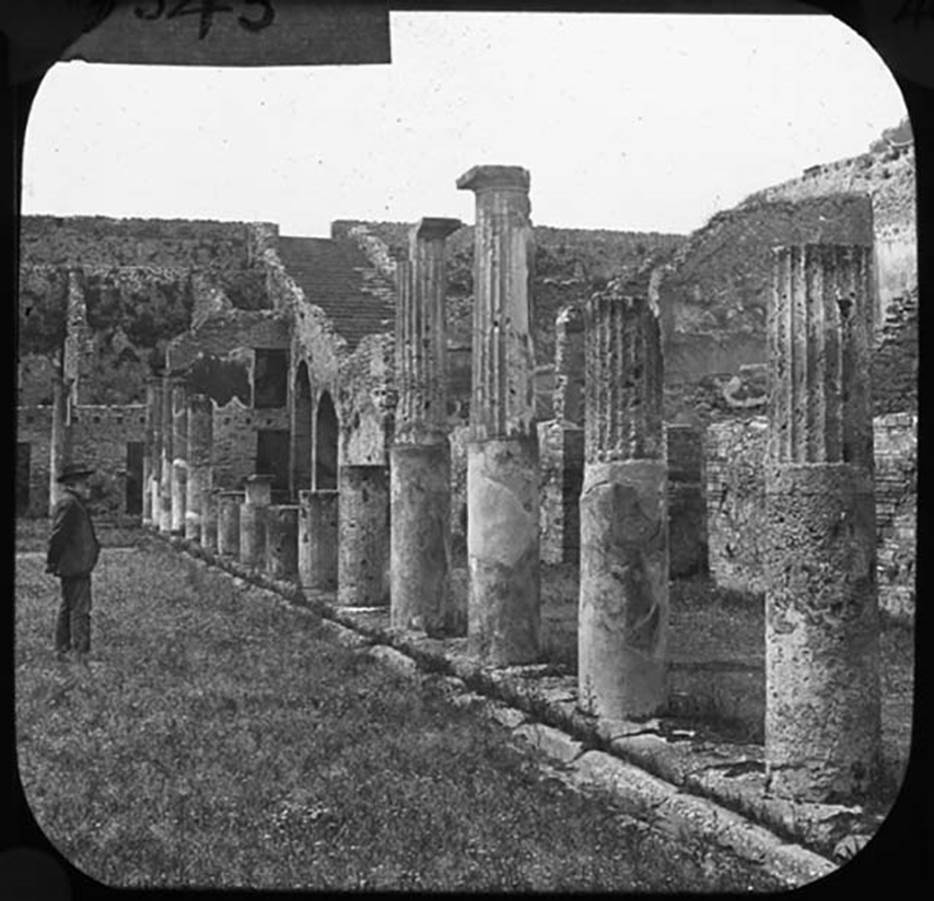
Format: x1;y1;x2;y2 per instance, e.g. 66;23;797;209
874;413;917;622
872;287;918;416
657;193;873;427
20;216;256;268
537;421;584;565
705;417;770;595
338;333;396;466
17;403;147;518
706;415;917;620
742;136;915;320
16;406;53;517
70;405;147;517
211;399;290;490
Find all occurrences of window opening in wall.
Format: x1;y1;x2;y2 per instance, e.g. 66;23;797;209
253;348;288;409
256;429;290;491
125;441;144;515
16;442;31;516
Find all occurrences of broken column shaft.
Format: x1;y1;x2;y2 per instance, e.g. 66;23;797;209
265;504;299;580
390;218;462;635
185;394;213;542
158;374;175;532
337;466;389;606
764;243;880;802
578;290;668;719
170;378;188;534
240;475;274;568
216;491;244;558
142;378;158;526
201;488;220;553
298;489;338;591
457;165;540;664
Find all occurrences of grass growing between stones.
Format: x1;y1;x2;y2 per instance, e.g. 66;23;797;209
15;539;784;892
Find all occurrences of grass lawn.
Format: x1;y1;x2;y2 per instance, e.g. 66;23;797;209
15;538;785;892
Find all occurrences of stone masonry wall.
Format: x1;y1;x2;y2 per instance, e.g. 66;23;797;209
873;413;917;622
212;399;290;491
17;403;146;518
706;415;917;620
338;332;396;467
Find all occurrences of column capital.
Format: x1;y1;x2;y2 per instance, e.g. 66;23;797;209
456;165;529;194
412;217;462;243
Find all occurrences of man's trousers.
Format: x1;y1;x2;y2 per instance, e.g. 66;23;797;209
55;576;92;655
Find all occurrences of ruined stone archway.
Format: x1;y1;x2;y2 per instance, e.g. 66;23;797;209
291;360;313;494
314;390;338;491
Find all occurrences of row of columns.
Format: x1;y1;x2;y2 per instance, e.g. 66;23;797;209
136;166;880;804
384;166;880;804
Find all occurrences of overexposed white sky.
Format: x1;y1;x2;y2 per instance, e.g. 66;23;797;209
22;11;907;237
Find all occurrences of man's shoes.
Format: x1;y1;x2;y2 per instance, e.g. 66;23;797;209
73;651;90;669
54;649;71;663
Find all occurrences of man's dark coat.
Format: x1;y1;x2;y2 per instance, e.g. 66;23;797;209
46;490;100;577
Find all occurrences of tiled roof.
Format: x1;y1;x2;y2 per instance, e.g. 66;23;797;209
278;235;395;351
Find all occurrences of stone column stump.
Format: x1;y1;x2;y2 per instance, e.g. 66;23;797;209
170;379;188;534
240;474;274;568
217;491;244;558
298;489;339;591
265;504;299;580
337;465;389;607
201;488;220;553
185;393;213;542
578;290;669;720
764;243;881;802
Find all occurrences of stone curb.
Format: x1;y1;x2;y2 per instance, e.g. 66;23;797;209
154;530;845;888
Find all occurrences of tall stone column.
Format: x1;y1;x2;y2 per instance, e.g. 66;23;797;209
457;165;540;665
578;290;668;719
298;489;338;591
48;373;73;514
170;379;188;534
201;487;220;553
265;504;299;580
390;217;462;635
148;377;164;531
240;474;274;567
764;244;880;802
337;465;390;607
217;491;244;558
158;374;175;532
142;379;155;525
185;394;213;542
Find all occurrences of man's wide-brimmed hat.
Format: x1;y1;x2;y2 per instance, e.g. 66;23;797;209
57;462;96;483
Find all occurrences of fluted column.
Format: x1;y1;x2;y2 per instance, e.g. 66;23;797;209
142;379;156;525
457;165;540;665
240;474;273;567
185;394;213;542
158;374;175;532
170;379;189;534
764;244;880;802
578;290;668;719
298;489;338;591
390;218;462;636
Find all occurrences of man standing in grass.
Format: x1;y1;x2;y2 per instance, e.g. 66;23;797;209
46;462;101;667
